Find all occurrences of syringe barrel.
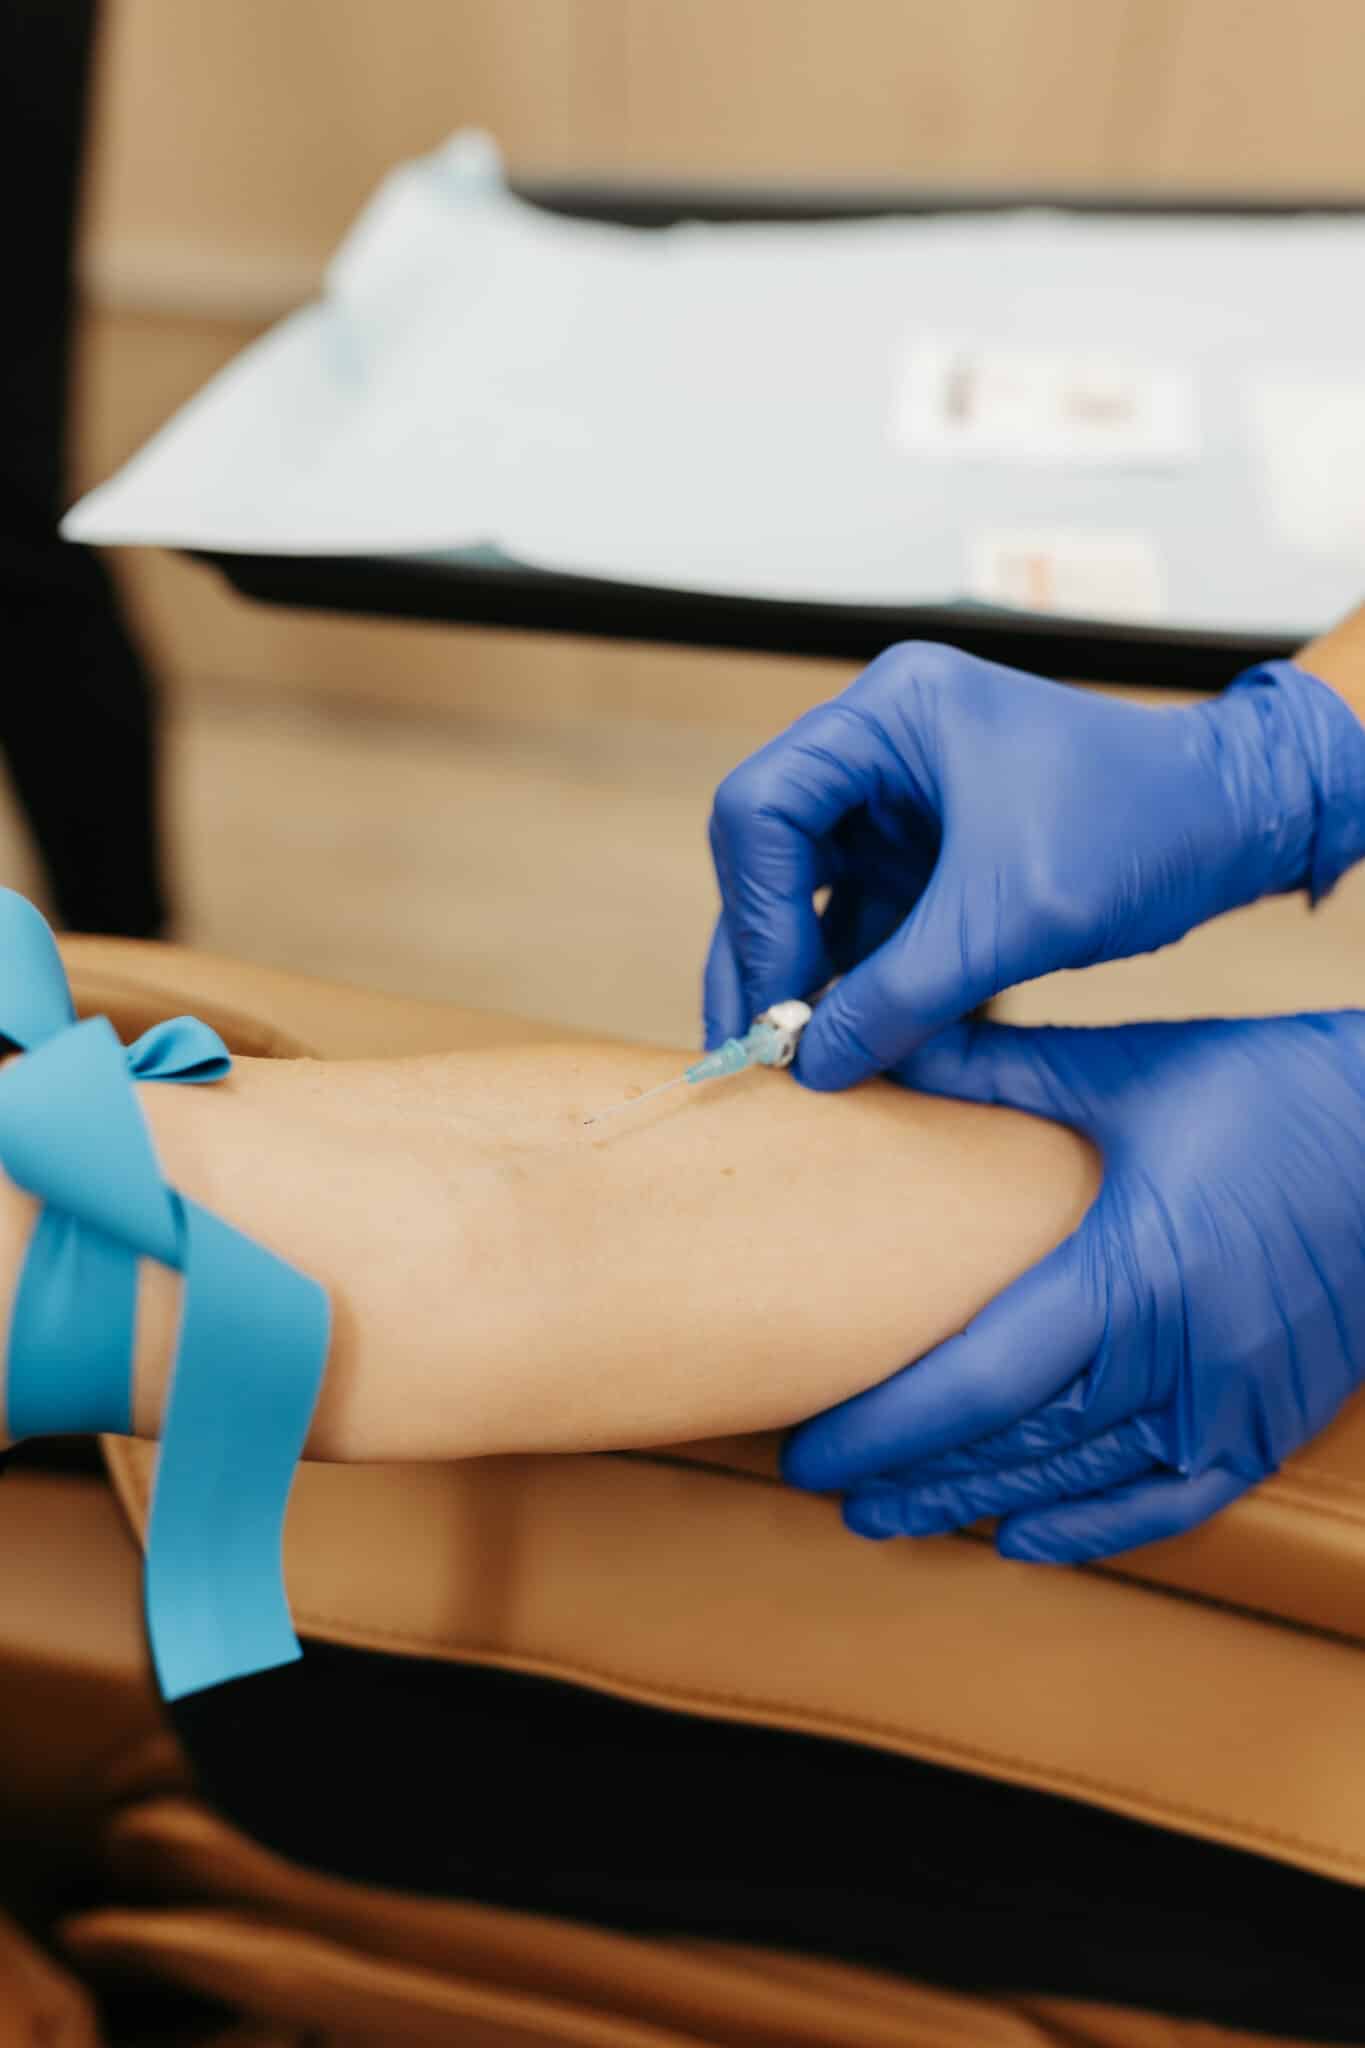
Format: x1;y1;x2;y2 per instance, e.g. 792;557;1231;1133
683;1003;813;1086
684;1037;753;1084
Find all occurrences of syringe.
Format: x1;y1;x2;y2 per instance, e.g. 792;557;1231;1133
582;1000;813;1127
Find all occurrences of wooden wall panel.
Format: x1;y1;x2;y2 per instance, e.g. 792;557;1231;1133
84;0;583;311
603;0;1142;183
1139;0;1365;193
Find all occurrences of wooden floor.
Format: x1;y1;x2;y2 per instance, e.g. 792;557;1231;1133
3;663;1360;1049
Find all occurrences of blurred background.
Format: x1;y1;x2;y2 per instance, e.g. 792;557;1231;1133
12;0;1365;1043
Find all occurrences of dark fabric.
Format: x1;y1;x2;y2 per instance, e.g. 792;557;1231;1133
172;1643;1365;2042
0;0;167;938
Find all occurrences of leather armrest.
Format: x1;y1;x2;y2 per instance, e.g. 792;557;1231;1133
0;1469;173;1855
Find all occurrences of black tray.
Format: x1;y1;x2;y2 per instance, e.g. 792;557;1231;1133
199;178;1363;691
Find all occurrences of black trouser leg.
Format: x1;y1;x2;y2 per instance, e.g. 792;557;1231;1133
0;0;169;938
6;557;166;938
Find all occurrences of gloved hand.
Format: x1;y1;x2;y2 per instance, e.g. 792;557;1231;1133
705;647;1365;1087
782;1010;1365;1561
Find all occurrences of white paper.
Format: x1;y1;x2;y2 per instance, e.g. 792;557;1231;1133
62;131;1365;636
894;338;1198;467
1246;369;1365;557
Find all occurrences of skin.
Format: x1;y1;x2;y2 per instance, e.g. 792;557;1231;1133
0;1040;1097;1464
1298;601;1365;727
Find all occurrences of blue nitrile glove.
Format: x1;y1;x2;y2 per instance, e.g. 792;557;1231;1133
704;647;1365;1084
783;1011;1365;1562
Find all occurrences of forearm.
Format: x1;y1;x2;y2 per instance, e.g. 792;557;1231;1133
140;1041;1099;1462
1297;603;1365;728
0;1040;1098;1462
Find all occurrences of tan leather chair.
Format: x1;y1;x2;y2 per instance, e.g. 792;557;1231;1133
2;935;1364;2047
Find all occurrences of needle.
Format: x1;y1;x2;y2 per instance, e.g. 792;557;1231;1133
580;1001;813;1129
582;1075;687;1126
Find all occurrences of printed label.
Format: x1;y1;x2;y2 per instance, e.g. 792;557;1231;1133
895;338;1198;466
968;531;1166;622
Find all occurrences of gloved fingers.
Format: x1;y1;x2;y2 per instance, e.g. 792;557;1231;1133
708;805;832;1026
707;829;926;1048
889;1017;1092;1131
793;846;1094;1092
782;1229;1104;1490
842;1419;1161;1540
826;796;942;905
706;880;907;1050
819;881;915;982
905;1376;1167;1479
795;867;996;1090
702;913;748;1049
709;704;895;1020
815;788;941;979
996;1464;1250;1564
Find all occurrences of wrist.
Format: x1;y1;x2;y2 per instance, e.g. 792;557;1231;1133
1218;660;1365;903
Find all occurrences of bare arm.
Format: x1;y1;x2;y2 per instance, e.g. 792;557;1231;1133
1298;603;1365;727
85;1039;1096;1465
